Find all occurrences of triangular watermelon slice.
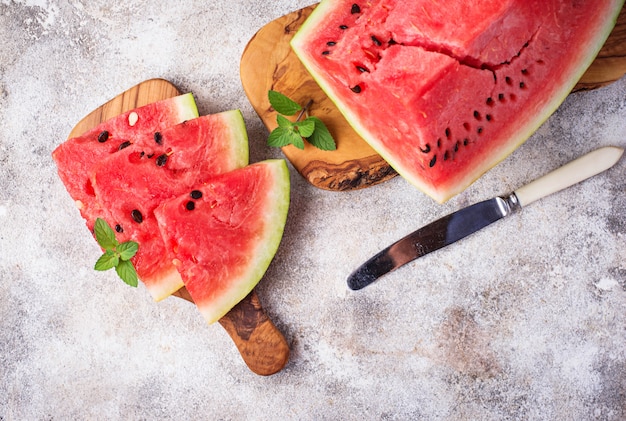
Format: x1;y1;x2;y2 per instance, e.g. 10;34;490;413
89;111;249;300
154;160;290;324
52;93;199;227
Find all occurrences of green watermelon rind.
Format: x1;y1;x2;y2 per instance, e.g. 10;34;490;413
196;159;290;324
219;109;250;169
168;93;199;122
290;0;625;203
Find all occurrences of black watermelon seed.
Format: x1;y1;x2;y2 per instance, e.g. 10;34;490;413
463;138;469;146
322;50;331;55
505;76;512;85
186;201;195;211
521;69;529;75
519;82;526;89
420;144;431;154
97;130;110;143
486;114;492;121
131;209;143;223
486;97;494;106
454;141;460;152
156;154;168;166
351;4;361;14
371;35;381;46
356;65;369;73
350;85;362;93
388;39;397;45
190;190;203;199
477;127;483;134
118;141;131;150
473;110;481;120
436;138;441;148
445;128;451;139
146;153;155;159
115;224;123;233
339;25;348;30
429;155;437;168
327;41;336;46
498;93;505;102
154;132;163;145
444;151;450;161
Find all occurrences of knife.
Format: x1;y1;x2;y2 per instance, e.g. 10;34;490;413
347;146;624;290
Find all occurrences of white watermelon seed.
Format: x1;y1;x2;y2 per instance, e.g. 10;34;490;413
128;112;139;126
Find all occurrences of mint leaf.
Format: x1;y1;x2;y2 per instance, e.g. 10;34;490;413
267;91;337;151
269;90;302;116
295;118;315;138
276;114;294;129
91;218;139;288
115;260;138;287
117;241;139;261
268;127;292;148
94;218;118;250
268;126;305;149
306;117;337;151
290;132;305;149
95;250;119;271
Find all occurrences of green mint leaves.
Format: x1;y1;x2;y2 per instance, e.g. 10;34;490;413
267;90;336;151
93;218;139;287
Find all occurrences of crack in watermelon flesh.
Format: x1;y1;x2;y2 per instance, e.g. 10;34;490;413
291;0;624;202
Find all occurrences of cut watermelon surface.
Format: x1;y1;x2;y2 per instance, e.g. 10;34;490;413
291;0;624;202
52;93;199;226
90;111;249;300
154;160;290;324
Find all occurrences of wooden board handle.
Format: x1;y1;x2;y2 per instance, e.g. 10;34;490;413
174;288;290;375
70;78;289;375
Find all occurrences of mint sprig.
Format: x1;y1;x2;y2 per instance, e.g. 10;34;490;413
93;218;139;287
267;90;336;151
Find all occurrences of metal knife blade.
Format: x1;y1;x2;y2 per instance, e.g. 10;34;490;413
347;146;624;290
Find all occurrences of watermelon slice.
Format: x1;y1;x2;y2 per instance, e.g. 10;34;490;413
291;0;624;202
89;111;250;300
52;93;199;226
154;160;290;324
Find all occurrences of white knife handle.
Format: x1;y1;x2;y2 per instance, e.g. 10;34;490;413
514;146;623;207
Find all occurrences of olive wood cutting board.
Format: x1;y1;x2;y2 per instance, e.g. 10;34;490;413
240;4;626;191
68;79;289;376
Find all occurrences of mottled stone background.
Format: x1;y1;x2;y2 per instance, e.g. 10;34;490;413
1;1;625;420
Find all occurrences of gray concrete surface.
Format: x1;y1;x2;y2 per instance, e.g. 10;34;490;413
1;1;625;419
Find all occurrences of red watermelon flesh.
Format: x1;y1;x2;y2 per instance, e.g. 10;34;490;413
154;160;290;324
291;0;624;202
52;93;198;227
90;111;249;301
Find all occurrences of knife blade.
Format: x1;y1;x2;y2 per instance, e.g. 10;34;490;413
347;146;624;290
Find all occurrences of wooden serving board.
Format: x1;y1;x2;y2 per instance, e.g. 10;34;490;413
240;4;626;191
70;79;289;376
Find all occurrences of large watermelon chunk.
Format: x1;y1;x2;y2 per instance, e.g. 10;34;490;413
154;160;290;324
52;93;199;225
89;111;249;300
291;0;624;202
